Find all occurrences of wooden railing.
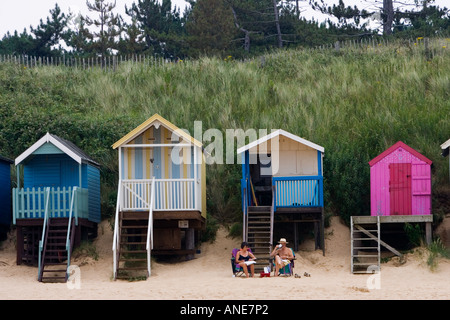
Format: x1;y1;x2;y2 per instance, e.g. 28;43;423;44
13;187;88;223
273;176;323;209
65;187;78;279
146;177;155;277
121;179;197;211
38;187;51;281
113;178;157;279
112;180;122;280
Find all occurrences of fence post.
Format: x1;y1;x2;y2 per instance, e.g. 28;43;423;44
334;41;340;52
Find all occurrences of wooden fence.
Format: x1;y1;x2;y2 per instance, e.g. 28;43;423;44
0;37;447;71
0;53;171;71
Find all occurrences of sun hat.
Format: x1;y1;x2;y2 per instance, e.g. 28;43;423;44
278;238;288;244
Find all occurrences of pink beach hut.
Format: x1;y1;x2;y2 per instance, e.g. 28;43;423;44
369;141;432;216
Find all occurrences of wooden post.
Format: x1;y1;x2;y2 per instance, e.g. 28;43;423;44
335;41;340;52
321;208;325;256
186;228;195;260
16;226;23;265
293;222;298;252
425;222;432;245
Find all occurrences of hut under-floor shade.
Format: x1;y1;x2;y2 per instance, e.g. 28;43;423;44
369;141;432;216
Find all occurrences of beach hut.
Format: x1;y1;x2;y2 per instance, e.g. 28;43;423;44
0;155;13;239
111;114;206;279
13;133;100;281
441;138;450;183
351;141;433;273
369;141;432;217
237;129;325;271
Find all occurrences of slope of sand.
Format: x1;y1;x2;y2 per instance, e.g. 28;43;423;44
0;216;449;300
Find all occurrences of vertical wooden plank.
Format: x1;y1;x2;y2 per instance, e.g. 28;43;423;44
31;187;36;218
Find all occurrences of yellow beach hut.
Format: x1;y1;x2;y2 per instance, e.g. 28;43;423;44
112;114;206;279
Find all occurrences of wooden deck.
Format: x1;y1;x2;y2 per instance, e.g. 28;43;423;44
352;215;433;224
351;214;433;274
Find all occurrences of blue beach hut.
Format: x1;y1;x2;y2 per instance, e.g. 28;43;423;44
237;129;325;269
13;133;100;282
0;155;13;239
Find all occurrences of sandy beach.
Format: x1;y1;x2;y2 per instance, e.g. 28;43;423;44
0;216;449;301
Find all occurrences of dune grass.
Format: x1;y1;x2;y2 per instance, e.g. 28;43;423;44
0;39;449;225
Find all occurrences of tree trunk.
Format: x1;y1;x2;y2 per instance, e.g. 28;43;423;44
272;0;283;48
383;0;394;35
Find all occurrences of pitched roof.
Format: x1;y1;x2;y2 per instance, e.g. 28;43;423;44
368;141;432;166
236;129;324;154
441;138;450;157
0;155;13;164
112;113;203;149
15;133;100;167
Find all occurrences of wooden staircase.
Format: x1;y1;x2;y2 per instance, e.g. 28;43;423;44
246;206;273;272
351;216;381;274
115;212;149;280
39;218;75;282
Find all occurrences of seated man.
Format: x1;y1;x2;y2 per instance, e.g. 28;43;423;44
270;238;294;276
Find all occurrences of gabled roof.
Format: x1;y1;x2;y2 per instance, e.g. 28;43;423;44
112;113;203;149
15;133;100;167
237;129;324;154
368;141;432;167
0;155;13;164
441;138;450;157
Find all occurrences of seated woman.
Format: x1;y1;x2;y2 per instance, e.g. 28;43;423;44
270;238;294;276
235;241;257;278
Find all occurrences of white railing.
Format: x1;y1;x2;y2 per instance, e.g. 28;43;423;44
121;179;196;211
112;180;122;280
38;187;51;281
146;177;155;277
66;187;78;280
113;178;196;279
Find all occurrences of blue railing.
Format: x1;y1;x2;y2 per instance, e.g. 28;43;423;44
273;176;323;210
13;187;88;223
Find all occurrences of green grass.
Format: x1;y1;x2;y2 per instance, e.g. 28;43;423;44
1;38;449;226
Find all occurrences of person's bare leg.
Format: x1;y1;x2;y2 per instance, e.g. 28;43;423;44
239;263;249;277
250;264;255;277
274;256;282;276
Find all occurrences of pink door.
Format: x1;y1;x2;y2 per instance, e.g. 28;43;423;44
389;163;412;215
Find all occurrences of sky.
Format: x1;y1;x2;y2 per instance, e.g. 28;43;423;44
0;0;324;38
0;0;448;39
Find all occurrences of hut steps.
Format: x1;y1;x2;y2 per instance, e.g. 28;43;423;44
38;218;75;283
246;206;273;272
116;212;149;280
350;216;381;274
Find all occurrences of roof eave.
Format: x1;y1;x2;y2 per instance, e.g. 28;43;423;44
237;129;324;154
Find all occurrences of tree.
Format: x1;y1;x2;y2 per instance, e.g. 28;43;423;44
186;0;237;57
0;29;34;55
84;0;122;58
0;4;70;57
125;0;186;58
29;3;71;56
118;18;146;55
66;13;94;55
227;0;281;53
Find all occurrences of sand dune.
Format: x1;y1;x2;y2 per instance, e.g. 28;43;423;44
0;216;449;300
